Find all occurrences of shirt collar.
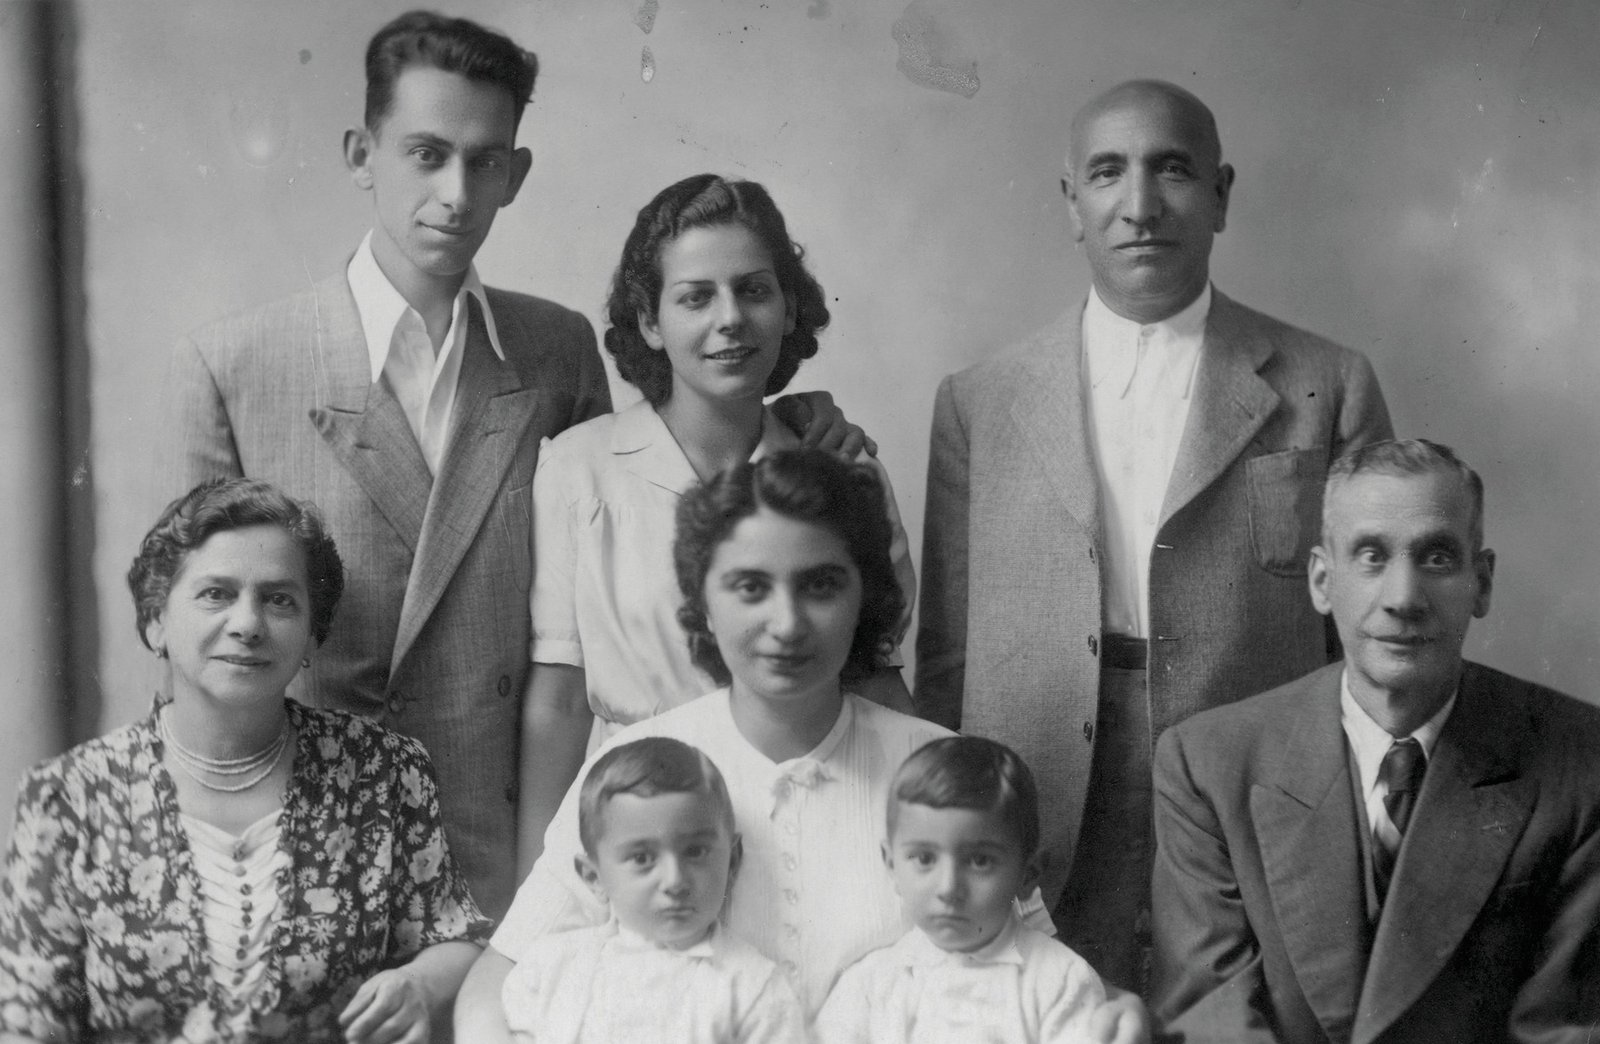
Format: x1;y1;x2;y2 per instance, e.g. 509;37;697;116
606;916;719;960
612;401;797;496
1339;670;1458;797
346;231;504;381
893;912;1026;969
1082;282;1211;398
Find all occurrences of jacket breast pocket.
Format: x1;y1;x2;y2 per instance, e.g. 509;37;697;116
1245;449;1324;576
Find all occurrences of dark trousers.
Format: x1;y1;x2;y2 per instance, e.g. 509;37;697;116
1053;664;1154;995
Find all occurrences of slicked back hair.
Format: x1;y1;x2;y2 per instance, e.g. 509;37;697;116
1323;438;1485;550
364;10;538;133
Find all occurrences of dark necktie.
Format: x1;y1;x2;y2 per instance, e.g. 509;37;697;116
1374;737;1426;901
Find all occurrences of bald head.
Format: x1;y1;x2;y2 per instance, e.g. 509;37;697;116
1067;80;1223;172
1060;78;1234;323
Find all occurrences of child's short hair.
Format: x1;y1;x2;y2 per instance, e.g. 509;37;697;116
577;737;735;856
887;736;1041;857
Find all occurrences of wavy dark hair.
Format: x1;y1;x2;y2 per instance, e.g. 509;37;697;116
888;736;1042;858
673;449;901;686
604;174;831;406
129;478;345;649
364;10;538;132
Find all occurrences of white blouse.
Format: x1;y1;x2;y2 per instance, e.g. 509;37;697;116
493;691;953;1015
528;399;916;747
180;810;291;1034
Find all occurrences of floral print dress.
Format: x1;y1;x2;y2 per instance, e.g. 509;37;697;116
0;699;492;1042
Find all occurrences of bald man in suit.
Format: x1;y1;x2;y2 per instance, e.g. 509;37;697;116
1152;440;1600;1042
916;80;1391;990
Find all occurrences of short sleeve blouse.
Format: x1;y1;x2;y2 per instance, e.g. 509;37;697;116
529;400;916;745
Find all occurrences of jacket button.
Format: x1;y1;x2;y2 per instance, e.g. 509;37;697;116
1087;635;1098;655
498;674;512;697
504;781;519;804
386;692;404;716
1083;721;1095;742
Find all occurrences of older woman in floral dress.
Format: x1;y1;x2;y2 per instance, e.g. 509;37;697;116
0;478;489;1043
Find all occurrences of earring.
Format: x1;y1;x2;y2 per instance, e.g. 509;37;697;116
155;647;169;660
301;657;311;669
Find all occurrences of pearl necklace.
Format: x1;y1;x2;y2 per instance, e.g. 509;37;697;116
160;707;291;793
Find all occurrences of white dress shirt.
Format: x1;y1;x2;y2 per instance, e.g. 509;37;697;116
1082;284;1211;637
528;399;916;747
1339;672;1456;858
346;232;506;475
492;691;995;1015
814;913;1107;1044
501;920;807;1044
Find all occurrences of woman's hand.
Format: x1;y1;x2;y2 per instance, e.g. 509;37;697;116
340;967;433;1044
342;941;480;1044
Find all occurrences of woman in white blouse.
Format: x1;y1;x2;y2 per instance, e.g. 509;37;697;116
460;451;970;1036
518;174;916;862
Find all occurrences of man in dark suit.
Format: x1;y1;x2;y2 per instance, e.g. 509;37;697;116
167;10;853;919
1152;439;1600;1042
916;79;1391;989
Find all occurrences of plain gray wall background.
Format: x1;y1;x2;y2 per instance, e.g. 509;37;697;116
73;0;1598;735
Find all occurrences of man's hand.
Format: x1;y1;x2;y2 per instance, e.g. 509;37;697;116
341;967;433;1044
770;390;877;458
1091;984;1152;1044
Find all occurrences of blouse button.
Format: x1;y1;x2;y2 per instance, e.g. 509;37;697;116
784;924;799;940
781;819;797;836
782;960;798;976
241;912;252;926
498;674;512;697
782;853;798;871
240;884;252;895
235;947;247;960
783;889;799;905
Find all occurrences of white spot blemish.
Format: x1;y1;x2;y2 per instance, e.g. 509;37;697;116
641;46;656;83
228;95;291;167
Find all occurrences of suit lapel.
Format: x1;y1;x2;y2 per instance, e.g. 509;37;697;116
1007;307;1100;532
1251;665;1369;1042
391;297;540;673
1161;291;1281;525
307;276;431;552
1354;666;1534;1042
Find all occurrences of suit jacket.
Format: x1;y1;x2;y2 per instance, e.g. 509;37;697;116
915;289;1391;907
166;270;611;918
1152;661;1600;1043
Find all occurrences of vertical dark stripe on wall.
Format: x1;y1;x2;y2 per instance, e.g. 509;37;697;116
48;1;104;746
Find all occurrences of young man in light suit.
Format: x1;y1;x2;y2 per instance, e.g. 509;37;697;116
916;80;1392;991
1152;440;1600;1041
166;11;854;920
